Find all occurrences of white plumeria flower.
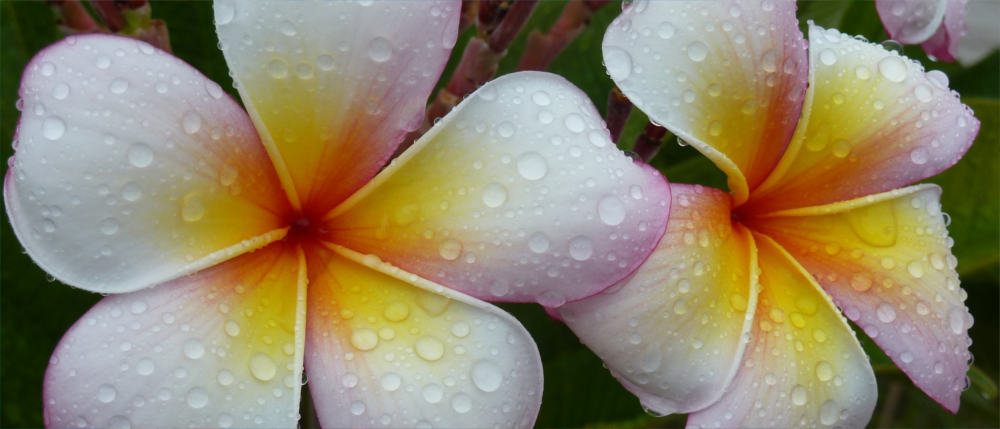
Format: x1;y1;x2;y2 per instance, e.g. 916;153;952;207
6;1;671;427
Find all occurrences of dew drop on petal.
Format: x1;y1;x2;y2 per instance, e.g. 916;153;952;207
214;0;235;25
181;193;206;222
368;37;393;62
820;400;838;425
249;353;277;381
471;360;503;392
182;111;202;134
380;372;401;392
568;235;594;261
183;339;205;359
878;56;907;82
605;47;633;81
516;152;548;180
350;328;379;351
686;41;708;62
109;78;129;94
528;232;550;254
422;383;444;403
597;195;626;226
415;336;445;361
97;384;117;403
791;384;807;406
481;182;508;208
451;393;472;414
439;239;462;261
563;113;585;133
127;143;154;168
185;387;209;409
876;303;897;323
42;117;66;141
815;360;833;381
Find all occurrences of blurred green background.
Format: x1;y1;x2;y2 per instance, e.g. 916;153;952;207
2;1;997;427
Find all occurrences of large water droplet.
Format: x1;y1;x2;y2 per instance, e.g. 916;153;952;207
97;384;118;403
183;339;205;359
439;239;462;261
568;235;594;261
217;369;234;386
127;143;154;168
121;182;142;201
909;147;929;165
482;182;508;208
380;372;401;392
819;400;839;425
528;232;550;254
876;302;897;323
605;47;633;81
471;360;503;392
451;393;472;414
42;117;66;140
108;415;131;429
384;301;410;322
52;83;70;100
109;78;129;94
878;56;908;83
815;360;833;381
214;0;235;25
99;218;120;235
657;22;676;39
948;307;966;334
597;195;626;226
791;384;807;406
368;37;393;62
564;113;585;133
267;59;288;79
185;387;209;409
818;48;838;66
686;41;708;62
181;192;206;222
422;383;444;403
350;328;379;351
182;111;202;134
516;152;548;180
415;336;445;361
136;358;155;376
249;353;277;381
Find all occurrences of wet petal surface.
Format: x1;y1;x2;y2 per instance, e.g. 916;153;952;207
748;24;978;212
304;244;542;428
324;72;670;304
750;184;972;411
558;184;757;415
603;0;808;203
877;0;949;44
687;235;877;429
44;242;306;428
215;0;460;216
4;34;292;293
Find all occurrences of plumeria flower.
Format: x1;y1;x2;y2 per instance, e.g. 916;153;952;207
555;0;979;427
876;0;968;62
6;1;671;427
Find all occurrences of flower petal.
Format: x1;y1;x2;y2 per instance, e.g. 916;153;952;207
44;242;306;428
603;0;808;204
747;24;979;212
4;34;291;294
955;0;1000;65
323;72;671;304
687;234;877;429
215;0;460;215
921;0;968;62
557;184;758;415
877;0;949;44
304;243;542;428
748;184;972;412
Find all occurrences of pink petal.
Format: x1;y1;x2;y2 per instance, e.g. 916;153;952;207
750;185;973;412
323;72;671;304
44;242;306;428
558;184;758;415
877;0;949;44
4;34;291;294
921;0;969;62
687;235;877;428
603;0;808;204
304;243;542;428
214;0;461;216
748;24;979;213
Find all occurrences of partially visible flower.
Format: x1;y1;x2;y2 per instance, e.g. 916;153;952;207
556;0;979;427
7;1;670;427
876;0;967;61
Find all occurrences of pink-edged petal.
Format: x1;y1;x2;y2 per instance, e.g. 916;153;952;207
323;72;671;304
749;185;973;412
603;0;808;204
44;242;306;428
5;34;291;294
688;234;877;429
215;0;460;216
877;0;949;44
304;243;542;428
747;24;980;213
955;0;1000;65
557;184;758;415
921;0;969;62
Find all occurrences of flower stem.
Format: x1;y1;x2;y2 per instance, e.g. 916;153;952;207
605;86;632;144
517;0;611;71
634;122;668;162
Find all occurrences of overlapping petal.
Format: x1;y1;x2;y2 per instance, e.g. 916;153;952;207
215;0;460;216
688;234;877;429
44;242;306;428
5;34;292;294
603;0;808;203
877;0;949;45
558;184;757;415
324;72;671;304
747;24;978;212
749;184;973;411
921;0;969;62
304;243;542;428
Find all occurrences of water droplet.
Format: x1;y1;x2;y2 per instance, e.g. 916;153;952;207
350;328;379;351
183;339;205;359
317;54;335;71
380;372;401;392
127;143;154;168
185;387;209;409
182;111;202;134
439;239;462;261
267;59;288;78
471;360;503;392
564;113;586;133
384;301;410;322
909;147;929;165
368;37;393;62
686;41;708;62
96;55;112;69
136;358;155;376
568;235;594;261
596;195;627;226
451;393;472;413
708;121;723;137
205;81;224;99
422;383;444;403
876;303;897;323
831;140;850;158
121;182;142;201
342;372;359;388
948;307;966;334
531;90;551;106
181;192;206;222
657;22;676;39
249;353;277;381
605;47;633;81
482;182;508;208
52;83;70;100
516;152;548;180
219;164;238;187
214;0;235;25
878;56;908;83
815;361;833;381
98;384;117;403
217;369;234;386
849;274;872;292
42;117;66;140
528;232;550;254
900;351;914;363
791;384;807;406
415;336;445;361
820;400;838;425
224;319;241;337
819;49;837;65
109;78;129;94
99;218;120;235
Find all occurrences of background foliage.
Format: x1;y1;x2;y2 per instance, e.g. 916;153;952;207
1;1;997;427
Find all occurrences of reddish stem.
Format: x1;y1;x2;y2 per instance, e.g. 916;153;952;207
634;122;668;162
517;0;611;71
47;0;101;33
605;87;633;144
